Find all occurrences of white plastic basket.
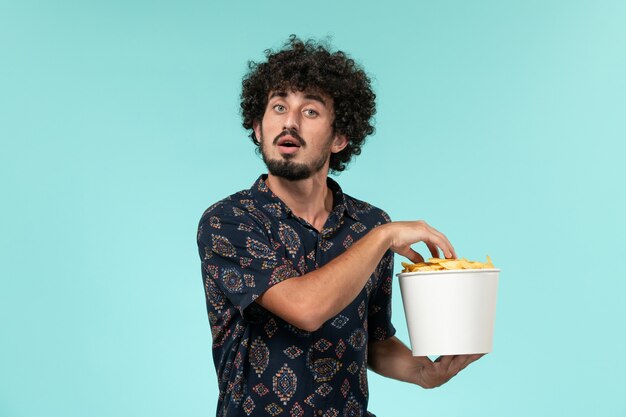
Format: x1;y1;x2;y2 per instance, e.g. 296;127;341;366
397;269;500;356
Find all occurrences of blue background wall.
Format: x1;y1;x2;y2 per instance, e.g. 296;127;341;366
1;1;625;416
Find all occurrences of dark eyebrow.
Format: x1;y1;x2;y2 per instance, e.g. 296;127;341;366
268;91;327;107
304;94;327;107
269;91;288;99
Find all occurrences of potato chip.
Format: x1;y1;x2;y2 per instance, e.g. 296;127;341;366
427;258;449;264
401;255;496;273
439;261;462;270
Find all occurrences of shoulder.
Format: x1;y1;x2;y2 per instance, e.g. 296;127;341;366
197;187;273;239
343;192;392;226
199;188;252;224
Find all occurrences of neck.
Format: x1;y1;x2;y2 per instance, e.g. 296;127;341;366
265;170;333;232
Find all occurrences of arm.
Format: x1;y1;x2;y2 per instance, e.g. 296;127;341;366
367;336;484;388
257;220;456;332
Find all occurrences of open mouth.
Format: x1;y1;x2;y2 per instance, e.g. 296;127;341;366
276;135;303;154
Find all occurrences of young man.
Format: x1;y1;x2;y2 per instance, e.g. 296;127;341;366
197;36;482;417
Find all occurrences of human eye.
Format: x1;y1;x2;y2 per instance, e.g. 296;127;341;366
273;104;286;113
303;108;319;117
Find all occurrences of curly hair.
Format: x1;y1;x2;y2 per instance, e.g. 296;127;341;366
240;35;376;173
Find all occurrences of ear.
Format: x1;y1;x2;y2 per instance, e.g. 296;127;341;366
331;133;348;154
252;120;262;143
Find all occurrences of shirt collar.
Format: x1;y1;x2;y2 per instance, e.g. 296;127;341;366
249;174;360;222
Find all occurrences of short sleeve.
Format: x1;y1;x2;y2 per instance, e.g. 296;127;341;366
197;205;299;322
367;250;397;342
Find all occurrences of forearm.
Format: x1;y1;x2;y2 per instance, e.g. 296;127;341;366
368;336;420;384
256;219;456;332
369;337;485;388
257;224;392;331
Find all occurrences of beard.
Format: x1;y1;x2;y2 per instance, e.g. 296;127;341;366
262;152;329;181
260;130;331;181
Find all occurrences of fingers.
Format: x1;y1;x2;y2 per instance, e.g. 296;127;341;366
416;354;485;388
450;354;484;373
389;220;457;260
426;242;440;259
414;355;435;365
425;234;454;259
435;355;454;368
398;247;424;264
434;232;456;259
435;354;483;374
420;222;455;259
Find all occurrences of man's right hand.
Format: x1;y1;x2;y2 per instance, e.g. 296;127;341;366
382;220;457;263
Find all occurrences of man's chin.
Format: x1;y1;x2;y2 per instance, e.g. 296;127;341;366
266;160;312;181
262;150;329;181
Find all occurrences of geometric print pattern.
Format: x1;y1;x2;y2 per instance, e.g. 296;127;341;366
273;363;297;404
197;175;396;417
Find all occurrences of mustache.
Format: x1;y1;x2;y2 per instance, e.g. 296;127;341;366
273;129;306;147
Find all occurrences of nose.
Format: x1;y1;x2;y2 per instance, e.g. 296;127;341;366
283;108;300;131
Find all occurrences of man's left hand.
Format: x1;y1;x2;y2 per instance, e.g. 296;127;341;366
411;354;484;388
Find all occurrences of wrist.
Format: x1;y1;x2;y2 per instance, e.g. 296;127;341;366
374;223;394;250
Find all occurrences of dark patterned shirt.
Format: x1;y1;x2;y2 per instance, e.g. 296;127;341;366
197;175;395;417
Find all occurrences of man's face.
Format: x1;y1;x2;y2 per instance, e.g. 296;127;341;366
254;89;347;181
